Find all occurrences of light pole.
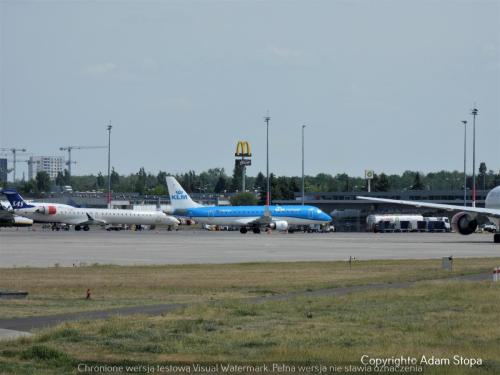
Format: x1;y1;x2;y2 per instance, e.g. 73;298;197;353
301;124;306;205
461;120;467;206
471;108;478;207
107;122;112;209
264;114;271;206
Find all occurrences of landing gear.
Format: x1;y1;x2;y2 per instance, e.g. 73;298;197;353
494;233;500;243
83;225;90;231
252;227;261;234
240;227;248;234
75;225;81;231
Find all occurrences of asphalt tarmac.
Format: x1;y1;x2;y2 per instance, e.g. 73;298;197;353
1;227;499;267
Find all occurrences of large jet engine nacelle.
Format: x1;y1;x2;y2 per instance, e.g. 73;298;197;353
451;212;478;235
36;205;57;215
268;220;289;231
13;216;33;226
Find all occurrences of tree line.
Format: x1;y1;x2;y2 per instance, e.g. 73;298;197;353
13;163;500;198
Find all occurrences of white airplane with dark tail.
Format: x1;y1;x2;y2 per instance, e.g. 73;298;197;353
357;186;500;243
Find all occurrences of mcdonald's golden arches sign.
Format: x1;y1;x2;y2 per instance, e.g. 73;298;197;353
235;141;252;157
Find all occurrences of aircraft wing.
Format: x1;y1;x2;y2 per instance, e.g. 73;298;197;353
66;213;107;226
0;203;14;220
247;206;274;225
248;216;273;225
356;196;500;218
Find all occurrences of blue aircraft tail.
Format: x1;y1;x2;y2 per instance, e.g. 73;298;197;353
0;189;35;209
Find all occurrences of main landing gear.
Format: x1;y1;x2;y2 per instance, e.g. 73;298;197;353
75;225;90;232
494;233;500;243
239;227;261;234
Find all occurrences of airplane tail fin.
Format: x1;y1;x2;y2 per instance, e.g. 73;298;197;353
0;189;35;209
166;176;203;210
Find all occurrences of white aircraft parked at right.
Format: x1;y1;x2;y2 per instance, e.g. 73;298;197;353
357;185;500;243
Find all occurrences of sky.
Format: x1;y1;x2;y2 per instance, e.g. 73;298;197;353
0;0;499;180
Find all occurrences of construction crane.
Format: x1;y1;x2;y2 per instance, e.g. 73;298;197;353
59;146;107;178
0;148;27;182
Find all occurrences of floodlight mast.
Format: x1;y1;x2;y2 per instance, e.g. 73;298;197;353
264;114;271;206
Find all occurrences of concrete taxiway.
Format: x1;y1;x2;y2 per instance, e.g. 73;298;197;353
0;228;498;267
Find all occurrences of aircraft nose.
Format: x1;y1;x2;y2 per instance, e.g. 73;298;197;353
322;212;332;222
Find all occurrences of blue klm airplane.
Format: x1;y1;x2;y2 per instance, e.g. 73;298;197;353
166;176;332;233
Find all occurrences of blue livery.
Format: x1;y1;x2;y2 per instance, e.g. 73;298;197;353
1;189;35;209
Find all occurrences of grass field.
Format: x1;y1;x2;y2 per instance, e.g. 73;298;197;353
1;258;499;374
0;258;498;318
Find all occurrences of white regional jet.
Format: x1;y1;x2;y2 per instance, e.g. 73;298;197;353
1;189;179;231
357;185;500;243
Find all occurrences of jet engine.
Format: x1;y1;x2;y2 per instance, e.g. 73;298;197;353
269;221;289;231
13;216;33;226
451;212;478;235
36;205;57;215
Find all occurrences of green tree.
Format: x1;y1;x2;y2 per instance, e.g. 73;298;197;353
479;162;487;190
374;173;390;192
151;185;167;196
135;167;147;195
336;173;350;192
411;172;425;190
19;180;37;194
200;168;226;192
253;172;266;204
230;192;258;206
214;176;227;193
110;168;120;187
230;164;244;192
63;169;71;185
156;171;167;187
55;171;65;187
96;172;105;189
177;171;198;193
254;172;265;190
36;171;51;192
493;171;500;187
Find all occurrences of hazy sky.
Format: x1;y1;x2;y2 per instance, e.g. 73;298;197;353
1;0;499;180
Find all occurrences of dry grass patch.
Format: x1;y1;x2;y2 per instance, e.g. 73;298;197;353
0;258;498;318
1;278;500;374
